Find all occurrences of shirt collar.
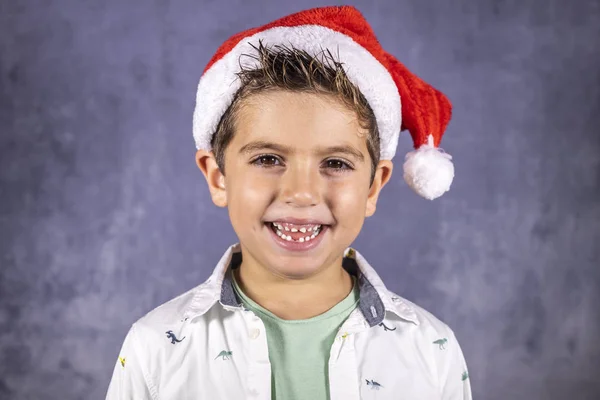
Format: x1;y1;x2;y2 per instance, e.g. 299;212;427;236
183;243;419;326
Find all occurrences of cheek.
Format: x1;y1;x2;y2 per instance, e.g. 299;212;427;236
226;172;273;215
328;182;369;222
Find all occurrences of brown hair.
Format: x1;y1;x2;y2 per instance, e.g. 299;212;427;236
210;40;381;185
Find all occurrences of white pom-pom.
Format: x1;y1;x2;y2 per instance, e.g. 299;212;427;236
402;135;455;200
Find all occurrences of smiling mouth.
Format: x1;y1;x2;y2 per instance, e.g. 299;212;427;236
266;221;325;243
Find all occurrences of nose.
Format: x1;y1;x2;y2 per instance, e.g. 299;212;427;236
279;162;321;207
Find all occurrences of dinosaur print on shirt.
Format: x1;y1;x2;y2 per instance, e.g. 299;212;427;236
378;322;396;331
366;379;383;390
433;338;448;349
215;350;233;360
165;330;185;344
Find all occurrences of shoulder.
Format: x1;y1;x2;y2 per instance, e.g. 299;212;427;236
118;280;219;371
384;291;471;394
130;282;208;343
113;281;220;390
382;289;469;377
384;288;460;344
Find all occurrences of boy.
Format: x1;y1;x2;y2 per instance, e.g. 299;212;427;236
106;5;470;400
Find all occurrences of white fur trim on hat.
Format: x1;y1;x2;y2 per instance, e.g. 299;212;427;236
193;25;401;160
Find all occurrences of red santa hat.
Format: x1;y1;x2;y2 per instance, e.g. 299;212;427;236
193;5;454;200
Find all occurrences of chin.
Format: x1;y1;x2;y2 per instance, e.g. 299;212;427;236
270;259;325;279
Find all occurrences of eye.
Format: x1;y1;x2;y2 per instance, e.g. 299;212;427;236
251;154;282;167
324;159;353;172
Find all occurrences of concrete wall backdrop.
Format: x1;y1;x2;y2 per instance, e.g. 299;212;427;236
1;0;599;399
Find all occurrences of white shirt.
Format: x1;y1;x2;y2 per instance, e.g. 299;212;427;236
106;243;473;399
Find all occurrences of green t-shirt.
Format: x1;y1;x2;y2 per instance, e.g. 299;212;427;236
231;270;359;400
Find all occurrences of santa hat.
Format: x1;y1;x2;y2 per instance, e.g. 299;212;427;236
193;5;454;200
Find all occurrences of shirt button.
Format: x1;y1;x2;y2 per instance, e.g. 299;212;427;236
249;328;261;339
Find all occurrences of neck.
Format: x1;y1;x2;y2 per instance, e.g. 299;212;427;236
234;250;354;320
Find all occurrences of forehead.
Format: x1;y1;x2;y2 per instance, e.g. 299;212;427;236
232;90;367;150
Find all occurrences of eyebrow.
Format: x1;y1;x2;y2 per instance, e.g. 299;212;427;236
238;140;365;162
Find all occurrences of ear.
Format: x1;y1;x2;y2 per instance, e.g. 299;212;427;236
365;160;393;217
195;149;227;207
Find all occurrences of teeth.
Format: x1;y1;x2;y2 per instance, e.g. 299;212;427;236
270;222;323;243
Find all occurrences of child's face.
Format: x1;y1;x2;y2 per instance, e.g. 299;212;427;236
196;91;392;279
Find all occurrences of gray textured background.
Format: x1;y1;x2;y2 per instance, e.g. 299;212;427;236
1;0;599;399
